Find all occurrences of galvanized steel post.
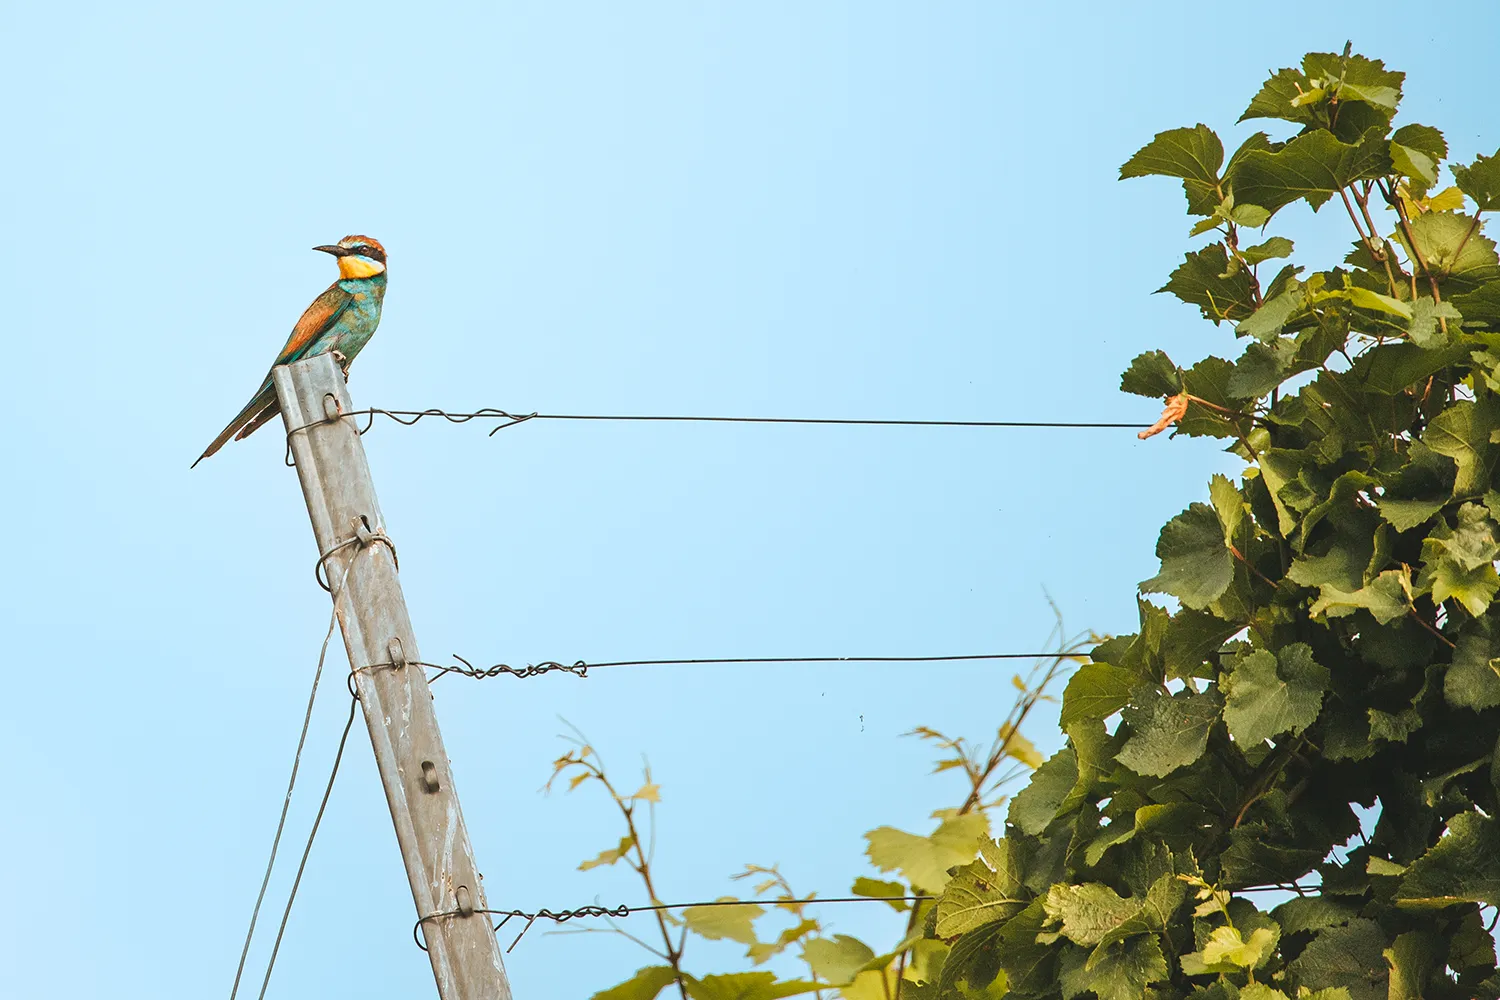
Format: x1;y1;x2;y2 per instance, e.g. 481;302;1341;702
274;353;512;1000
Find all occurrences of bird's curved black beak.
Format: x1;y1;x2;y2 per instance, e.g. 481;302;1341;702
313;244;352;257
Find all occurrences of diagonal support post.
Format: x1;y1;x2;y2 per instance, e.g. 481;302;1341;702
274;353;512;1000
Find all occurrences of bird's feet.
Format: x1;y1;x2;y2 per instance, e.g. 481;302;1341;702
332;350;350;380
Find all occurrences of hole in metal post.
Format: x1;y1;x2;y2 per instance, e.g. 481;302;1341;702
421;760;440;793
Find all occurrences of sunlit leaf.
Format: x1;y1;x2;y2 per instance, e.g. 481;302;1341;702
579;835;635;871
1180;925;1278;974
864;811;988;893
1001;729;1044;768
682;899;763;945
851;876;910;911
589;966;679;1000
800;934;876;985
683;971;825;1000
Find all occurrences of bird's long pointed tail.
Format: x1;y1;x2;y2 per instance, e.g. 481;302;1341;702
191;380;279;468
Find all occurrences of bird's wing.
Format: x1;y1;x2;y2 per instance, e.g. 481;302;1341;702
273;281;355;365
190;282;356;468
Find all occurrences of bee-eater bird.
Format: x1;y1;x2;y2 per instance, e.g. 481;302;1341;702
192;235;388;468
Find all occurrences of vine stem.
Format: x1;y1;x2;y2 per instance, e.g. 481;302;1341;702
1380;178;1448;334
1351;183;1405;298
1339;188;1372;246
1184;393;1238;416
1222;223;1263;309
1409;609;1456;649
568;755;691;1000
1228;544;1277;589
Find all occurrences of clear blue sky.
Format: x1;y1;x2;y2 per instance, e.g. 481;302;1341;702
3;3;1497;997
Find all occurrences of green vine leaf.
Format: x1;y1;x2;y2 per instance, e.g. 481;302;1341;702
937;861;1027;938
1115;686;1222;778
1444;624;1500;711
1237;277;1308;342
1140;502;1235;610
1007;747;1078;835
1452;150;1500;211
1119;124;1224;215
1059;663;1137;727
1230;127;1391;214
1394;212;1500;290
1376;496;1446;532
1287;920;1390;1000
1056;934;1169;1000
1397;812;1500;909
1222;644;1329;748
1417;503;1500;614
1157;245;1258;323
1390;124;1445;190
1384;932;1443;1000
1423;399;1500;498
1120;349;1182;398
1242;235;1295;265
1039;882;1139;947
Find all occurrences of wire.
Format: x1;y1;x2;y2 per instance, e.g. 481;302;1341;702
228;561;350;1000
582;651;1084;667
401;650;1091;682
255;694;360;999
230;537;367;1000
283;407;1145;441
488;413;1142;434
415;894;936;953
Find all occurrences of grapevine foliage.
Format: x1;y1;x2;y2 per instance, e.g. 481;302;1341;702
936;46;1500;1000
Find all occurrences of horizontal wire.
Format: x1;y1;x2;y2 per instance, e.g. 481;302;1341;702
291;407;1146;437
497;414;1142;431
415;894;935;953
582;652;1083;667
347;651;1093;682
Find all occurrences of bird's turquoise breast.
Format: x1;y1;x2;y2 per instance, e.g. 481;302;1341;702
326;274;387;361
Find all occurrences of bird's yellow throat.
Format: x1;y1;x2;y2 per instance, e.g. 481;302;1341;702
337;255;386;279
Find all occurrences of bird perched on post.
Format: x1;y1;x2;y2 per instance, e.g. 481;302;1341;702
192;235;388;467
